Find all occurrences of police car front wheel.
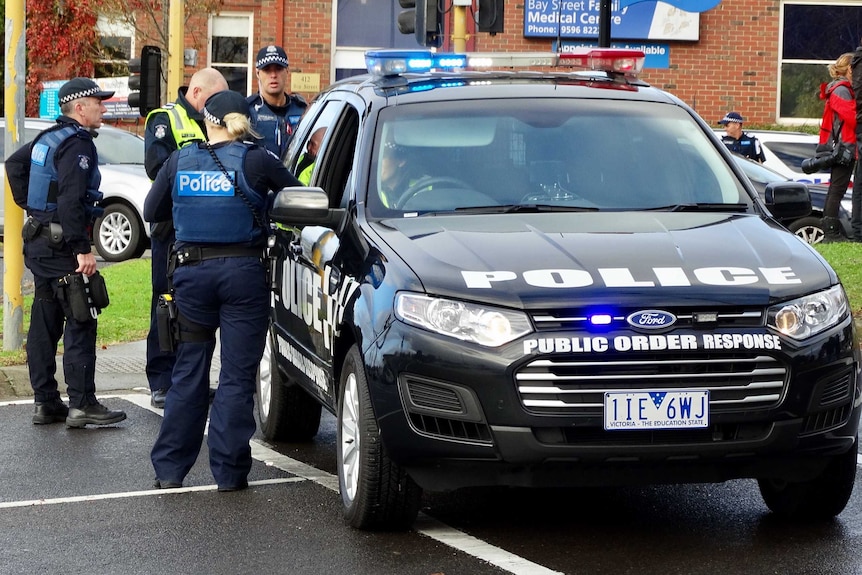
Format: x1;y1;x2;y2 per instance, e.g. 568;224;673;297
757;436;857;520
337;345;422;530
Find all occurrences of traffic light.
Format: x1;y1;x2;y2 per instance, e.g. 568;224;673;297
397;0;442;48
128;45;162;117
477;0;504;34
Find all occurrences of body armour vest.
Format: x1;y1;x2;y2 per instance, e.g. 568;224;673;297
173;142;264;244
247;94;306;160
146;102;206;150
27;125;101;220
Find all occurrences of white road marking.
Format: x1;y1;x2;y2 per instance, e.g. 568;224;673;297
249;425;564;575
0;478;304;509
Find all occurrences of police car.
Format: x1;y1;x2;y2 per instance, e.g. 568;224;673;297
259;49;861;530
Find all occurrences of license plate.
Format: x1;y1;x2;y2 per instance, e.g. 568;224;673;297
604;390;709;430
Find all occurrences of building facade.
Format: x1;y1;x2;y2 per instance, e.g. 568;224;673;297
132;0;862;128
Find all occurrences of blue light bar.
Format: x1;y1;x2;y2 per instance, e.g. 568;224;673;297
365;50;468;77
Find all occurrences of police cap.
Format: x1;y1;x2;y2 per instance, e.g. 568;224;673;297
59;78;114;105
256;45;289;69
202;90;250;126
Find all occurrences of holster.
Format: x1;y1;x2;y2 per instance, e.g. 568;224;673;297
156;292;179;353
58;273;95;322
58;271;109;322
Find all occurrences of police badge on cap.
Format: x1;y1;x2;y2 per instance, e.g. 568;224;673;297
256;45;289;69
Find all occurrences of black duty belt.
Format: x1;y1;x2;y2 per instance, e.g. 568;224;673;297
175;245;263;266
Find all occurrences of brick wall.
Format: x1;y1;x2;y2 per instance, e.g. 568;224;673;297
173;0;779;125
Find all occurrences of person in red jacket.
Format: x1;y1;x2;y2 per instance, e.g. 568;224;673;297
817;52;856;242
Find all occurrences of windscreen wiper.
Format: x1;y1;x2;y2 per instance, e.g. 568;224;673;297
411;204;600;215
645;203;749;212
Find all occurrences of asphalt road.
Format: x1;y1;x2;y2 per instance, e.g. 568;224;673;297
2;393;862;575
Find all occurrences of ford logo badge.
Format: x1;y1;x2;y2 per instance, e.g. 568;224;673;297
626;310;677;330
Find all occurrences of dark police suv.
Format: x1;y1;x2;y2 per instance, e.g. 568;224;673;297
258;49;861;530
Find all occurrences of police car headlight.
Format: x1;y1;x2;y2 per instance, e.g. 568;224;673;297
767;285;848;340
395;293;533;347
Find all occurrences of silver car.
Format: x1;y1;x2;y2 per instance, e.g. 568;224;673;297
1;118;151;261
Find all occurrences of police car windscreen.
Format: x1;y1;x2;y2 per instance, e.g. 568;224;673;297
367;99;749;216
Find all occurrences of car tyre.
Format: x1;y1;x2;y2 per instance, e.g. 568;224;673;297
256;327;322;441
758;436;858;520
94;203;146;262
788;216;825;245
337;344;422;530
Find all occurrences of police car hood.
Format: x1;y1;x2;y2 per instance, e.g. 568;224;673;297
371;212;835;309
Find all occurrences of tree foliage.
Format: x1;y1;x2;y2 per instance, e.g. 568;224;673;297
25;0;101;116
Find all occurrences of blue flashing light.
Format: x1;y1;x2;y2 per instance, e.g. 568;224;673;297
590;314;613;326
366;50;468;77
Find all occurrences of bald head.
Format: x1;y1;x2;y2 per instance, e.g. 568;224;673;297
186;68;229;112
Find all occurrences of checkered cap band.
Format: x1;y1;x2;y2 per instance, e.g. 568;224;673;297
257;53;289;69
59;86;104;105
202;107;222;126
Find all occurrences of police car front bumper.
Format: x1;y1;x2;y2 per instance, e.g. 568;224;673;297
367;317;861;492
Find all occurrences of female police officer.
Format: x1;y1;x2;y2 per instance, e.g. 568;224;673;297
144;90;301;491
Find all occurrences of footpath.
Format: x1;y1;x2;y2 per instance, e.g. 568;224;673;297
0;339;221;401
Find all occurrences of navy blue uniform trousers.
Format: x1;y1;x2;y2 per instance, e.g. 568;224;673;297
28;274;98;408
150;256;268;488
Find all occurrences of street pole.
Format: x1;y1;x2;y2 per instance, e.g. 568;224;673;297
4;0;26;351
598;0;612;47
452;0;470;53
167;0;185;98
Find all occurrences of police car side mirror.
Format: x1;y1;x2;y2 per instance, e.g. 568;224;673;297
271;187;343;226
763;182;812;221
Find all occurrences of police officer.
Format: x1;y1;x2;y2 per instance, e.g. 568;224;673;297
7;78;127;427
246;45;307;160
143;67;228;408
145;90;302;490
295;126;326;185
718;111;766;163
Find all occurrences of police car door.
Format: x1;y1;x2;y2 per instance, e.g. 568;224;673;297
270;96;362;410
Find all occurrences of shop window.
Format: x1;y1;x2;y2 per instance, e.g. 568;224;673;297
210;14;253;94
780;2;862;122
95;16;133;78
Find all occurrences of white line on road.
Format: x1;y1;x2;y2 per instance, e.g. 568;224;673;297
249;424;565;575
0;477;305;510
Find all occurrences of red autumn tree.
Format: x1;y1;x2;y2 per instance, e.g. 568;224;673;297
25;0;101;116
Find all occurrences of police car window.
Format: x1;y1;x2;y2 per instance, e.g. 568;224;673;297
761;141;817;173
366;99;748;217
289;99;342;178
285;95;327;163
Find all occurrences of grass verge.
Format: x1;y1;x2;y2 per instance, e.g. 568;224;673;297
0;258;150;367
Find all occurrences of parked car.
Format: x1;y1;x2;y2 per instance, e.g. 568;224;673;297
0;118;151;261
732;154;853;244
716;129;833;187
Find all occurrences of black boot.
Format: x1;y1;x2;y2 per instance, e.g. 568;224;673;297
32;399;69;424
820;217;842;243
65;403;127;428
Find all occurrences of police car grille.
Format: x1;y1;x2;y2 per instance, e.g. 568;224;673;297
516;352;786;415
